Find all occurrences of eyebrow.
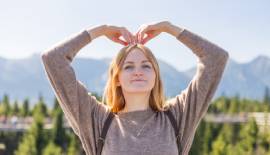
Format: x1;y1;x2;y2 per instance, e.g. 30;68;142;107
124;60;151;64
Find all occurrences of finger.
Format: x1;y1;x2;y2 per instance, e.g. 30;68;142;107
141;32;159;44
121;28;133;44
128;31;135;45
112;37;128;46
134;32;139;44
131;33;136;45
136;31;140;44
125;32;133;45
126;31;133;45
139;29;149;44
135;29;141;43
139;25;152;43
141;34;154;45
122;32;131;44
138;30;143;43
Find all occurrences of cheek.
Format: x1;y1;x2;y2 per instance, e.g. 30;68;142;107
146;70;156;79
118;72;130;84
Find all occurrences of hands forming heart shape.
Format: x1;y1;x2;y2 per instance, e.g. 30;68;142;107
103;21;172;46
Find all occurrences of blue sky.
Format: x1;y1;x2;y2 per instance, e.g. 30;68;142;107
0;0;269;71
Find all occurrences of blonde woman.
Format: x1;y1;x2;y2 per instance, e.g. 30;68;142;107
41;21;229;155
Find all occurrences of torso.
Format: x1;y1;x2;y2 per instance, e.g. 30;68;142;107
101;108;179;155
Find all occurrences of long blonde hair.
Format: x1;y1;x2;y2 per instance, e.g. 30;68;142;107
102;44;166;113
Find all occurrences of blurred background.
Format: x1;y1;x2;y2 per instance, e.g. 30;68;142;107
0;0;270;154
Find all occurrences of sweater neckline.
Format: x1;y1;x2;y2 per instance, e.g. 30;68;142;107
115;107;155;116
115;107;157;123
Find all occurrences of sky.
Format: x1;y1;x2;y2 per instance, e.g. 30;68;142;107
0;0;269;71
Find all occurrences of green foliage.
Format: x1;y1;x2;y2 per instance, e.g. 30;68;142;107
237;118;259;155
42;141;62;155
33;100;48;118
208;95;270;113
52;109;66;147
15;134;37;155
67;133;80;155
16;103;46;155
21;98;30;117
264;86;270;105
51;97;60;117
1;93;270;155
210;134;228;155
12;100;20;116
0;94;11;116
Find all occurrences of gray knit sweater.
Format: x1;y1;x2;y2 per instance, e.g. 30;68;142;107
41;28;229;155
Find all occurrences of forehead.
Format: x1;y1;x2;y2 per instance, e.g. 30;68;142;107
124;48;150;63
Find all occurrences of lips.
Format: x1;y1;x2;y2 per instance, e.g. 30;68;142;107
131;79;146;82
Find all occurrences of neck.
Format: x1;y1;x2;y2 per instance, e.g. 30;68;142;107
121;91;151;113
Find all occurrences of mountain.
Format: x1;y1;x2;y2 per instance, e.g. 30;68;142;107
185;55;270;100
0;53;269;107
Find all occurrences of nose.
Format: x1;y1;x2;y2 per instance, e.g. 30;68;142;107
133;67;143;77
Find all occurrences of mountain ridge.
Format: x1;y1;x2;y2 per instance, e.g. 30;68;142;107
0;54;269;107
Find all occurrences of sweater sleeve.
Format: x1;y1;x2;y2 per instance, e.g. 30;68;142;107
41;30;110;155
165;29;229;154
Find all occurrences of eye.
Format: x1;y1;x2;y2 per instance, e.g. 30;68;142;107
124;66;133;70
142;65;151;69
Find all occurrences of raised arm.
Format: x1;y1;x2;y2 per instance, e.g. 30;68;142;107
41;25;134;155
165;23;229;154
136;21;229;154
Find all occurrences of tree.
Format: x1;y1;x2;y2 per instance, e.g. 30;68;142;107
238;118;259;155
228;96;240;114
33;96;48;117
51;97;60;117
21;98;30;117
263;86;270;104
52;109;66;148
210;134;227;155
16;103;47;155
67;133;79;155
15;111;45;155
203;122;214;155
1;94;11;116
12;100;20;116
15;134;37;155
42;141;62;155
190;120;206;155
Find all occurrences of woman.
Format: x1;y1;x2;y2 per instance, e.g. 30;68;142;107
41;21;229;155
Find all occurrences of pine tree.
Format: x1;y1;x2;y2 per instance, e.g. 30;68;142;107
210;134;227;155
33;95;48;117
22;98;30;117
67;133;79;155
52;109;66;148
42;141;62;155
15;109;45;155
190;119;206;155
203;122;214;155
228;96;240;114
12;100;20;116
51;97;60;117
1;94;11;116
15;134;37;155
238;118;259;154
263;86;270;104
263;86;270;111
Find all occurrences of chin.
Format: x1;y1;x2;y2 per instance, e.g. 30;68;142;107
124;88;152;93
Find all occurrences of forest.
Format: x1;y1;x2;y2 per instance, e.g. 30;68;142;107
0;88;270;155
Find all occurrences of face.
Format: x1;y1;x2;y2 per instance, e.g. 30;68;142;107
118;48;156;94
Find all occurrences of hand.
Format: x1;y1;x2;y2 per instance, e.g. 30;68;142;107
104;25;135;46
135;21;171;44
